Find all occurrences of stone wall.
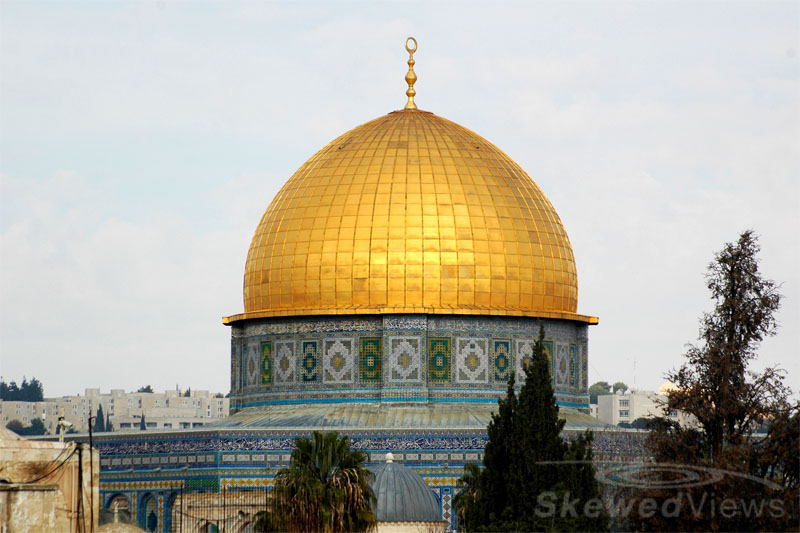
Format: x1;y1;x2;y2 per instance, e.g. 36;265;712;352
0;428;99;532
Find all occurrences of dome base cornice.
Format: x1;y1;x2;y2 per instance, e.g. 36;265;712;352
223;308;598;325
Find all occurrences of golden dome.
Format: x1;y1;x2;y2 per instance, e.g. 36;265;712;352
224;109;596;324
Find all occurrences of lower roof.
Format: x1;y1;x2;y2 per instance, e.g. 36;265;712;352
204;403;607;431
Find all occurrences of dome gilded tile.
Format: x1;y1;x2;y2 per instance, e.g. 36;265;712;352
225;109;596;324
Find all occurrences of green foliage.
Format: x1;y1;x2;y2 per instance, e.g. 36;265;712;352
140;414;146;431
617;417;648;429
183;387;191;397
6;418;48;436
265;431;376;532
5;420;25;434
137;385;154;393
456;325;609;532
588;381;611;404
611;381;628;394
94;405;106;433
0;377;44;401
627;231;798;531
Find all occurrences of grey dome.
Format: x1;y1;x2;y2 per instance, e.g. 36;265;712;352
369;458;442;523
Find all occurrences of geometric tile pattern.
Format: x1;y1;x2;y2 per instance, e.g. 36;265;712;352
359;337;382;383
554;343;569;386
221;477;275;489
455;337;488;384
582;345;588;389
514;338;534;384
388;336;422;383
428;338;451;383
244;343;260;388
492;339;511;382
260;341;272;385
569;344;578;388
543;340;554;379
100;481;184;491
442;492;452;525
232;343;241;392
274;340;296;384
300;340;319;383
157;495;164;533
323;338;355;384
228;316;590;409
514;339;554;385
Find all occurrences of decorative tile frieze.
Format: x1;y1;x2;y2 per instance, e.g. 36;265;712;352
300;340;319;382
387;336;423;383
428;338;451;383
359;337;382;383
582;344;589;389
260;342;273;385
492;340;511;382
455;337;489;384
514;338;533;383
273;340;296;384
323;338;355;384
244;343;260;388
555;343;569;386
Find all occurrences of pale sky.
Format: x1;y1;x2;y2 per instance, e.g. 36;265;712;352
1;1;798;398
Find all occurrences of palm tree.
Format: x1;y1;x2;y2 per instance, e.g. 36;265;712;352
267;431;376;532
454;462;484;531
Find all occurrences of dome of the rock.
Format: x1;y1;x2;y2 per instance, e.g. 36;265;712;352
221;38;596;413
225;109;595;325
92;39;612;533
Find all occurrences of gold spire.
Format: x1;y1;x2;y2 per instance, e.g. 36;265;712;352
404;37;418;110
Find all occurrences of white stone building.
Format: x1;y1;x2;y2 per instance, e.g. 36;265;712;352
0;388;229;435
595;385;693;427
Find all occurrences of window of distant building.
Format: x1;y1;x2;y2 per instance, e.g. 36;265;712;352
619;410;629;418
619;400;629;407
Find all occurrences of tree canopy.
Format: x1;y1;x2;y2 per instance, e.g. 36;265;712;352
6;418;48;436
455;325;609;531
612;381;628;395
588;381;611;404
258;431;376;532
626;231;798;531
0;377;44;401
137;385;154;393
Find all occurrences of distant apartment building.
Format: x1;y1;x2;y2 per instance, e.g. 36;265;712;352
595;384;693;427
0;388;229;435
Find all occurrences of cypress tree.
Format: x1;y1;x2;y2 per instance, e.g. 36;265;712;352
94;405;106;432
480;373;517;524
506;324;566;530
456;324;609;531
